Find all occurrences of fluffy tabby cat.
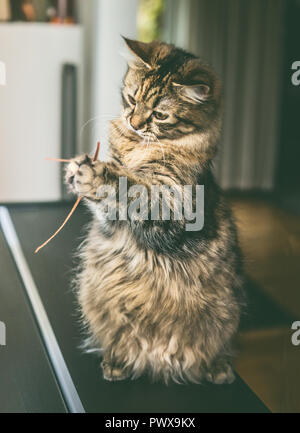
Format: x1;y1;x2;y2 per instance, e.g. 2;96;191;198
65;38;244;384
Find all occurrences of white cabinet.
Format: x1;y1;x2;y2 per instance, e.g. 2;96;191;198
0;23;81;202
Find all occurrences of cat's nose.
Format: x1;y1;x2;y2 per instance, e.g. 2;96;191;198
130;115;145;131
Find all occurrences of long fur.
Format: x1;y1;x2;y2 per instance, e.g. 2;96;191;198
66;39;245;384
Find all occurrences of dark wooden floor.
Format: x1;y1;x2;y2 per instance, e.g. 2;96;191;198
230;196;300;412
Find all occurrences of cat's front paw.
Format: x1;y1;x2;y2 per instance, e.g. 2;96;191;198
65;154;104;198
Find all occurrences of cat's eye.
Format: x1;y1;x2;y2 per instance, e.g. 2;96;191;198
153;111;168;121
128;94;136;105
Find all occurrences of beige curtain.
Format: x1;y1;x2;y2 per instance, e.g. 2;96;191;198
164;0;285;190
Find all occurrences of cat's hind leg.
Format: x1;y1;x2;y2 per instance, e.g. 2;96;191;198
205;359;235;385
101;359;130;382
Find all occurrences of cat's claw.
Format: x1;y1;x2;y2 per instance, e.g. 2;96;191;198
65;154;103;198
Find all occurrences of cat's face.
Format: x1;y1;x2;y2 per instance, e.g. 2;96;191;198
121;38;222;142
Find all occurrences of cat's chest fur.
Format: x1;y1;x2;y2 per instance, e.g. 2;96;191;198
110;120;168;172
122;147;150;170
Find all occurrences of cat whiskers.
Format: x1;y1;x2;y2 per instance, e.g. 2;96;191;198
140;133;165;164
80;114;118;139
141;133;155;152
152;134;166;165
143;134;151;151
110;119;132;142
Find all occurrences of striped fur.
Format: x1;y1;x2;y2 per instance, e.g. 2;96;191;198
65;39;244;384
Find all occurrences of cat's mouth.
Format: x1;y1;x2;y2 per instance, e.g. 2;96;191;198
125;119;153;140
140;132;154;138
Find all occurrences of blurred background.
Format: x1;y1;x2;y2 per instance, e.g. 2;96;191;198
0;0;300;412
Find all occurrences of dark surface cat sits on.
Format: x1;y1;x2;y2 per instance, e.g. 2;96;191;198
0;203;268;412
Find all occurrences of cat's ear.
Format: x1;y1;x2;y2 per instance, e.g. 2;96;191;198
173;83;210;104
122;36;152;69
